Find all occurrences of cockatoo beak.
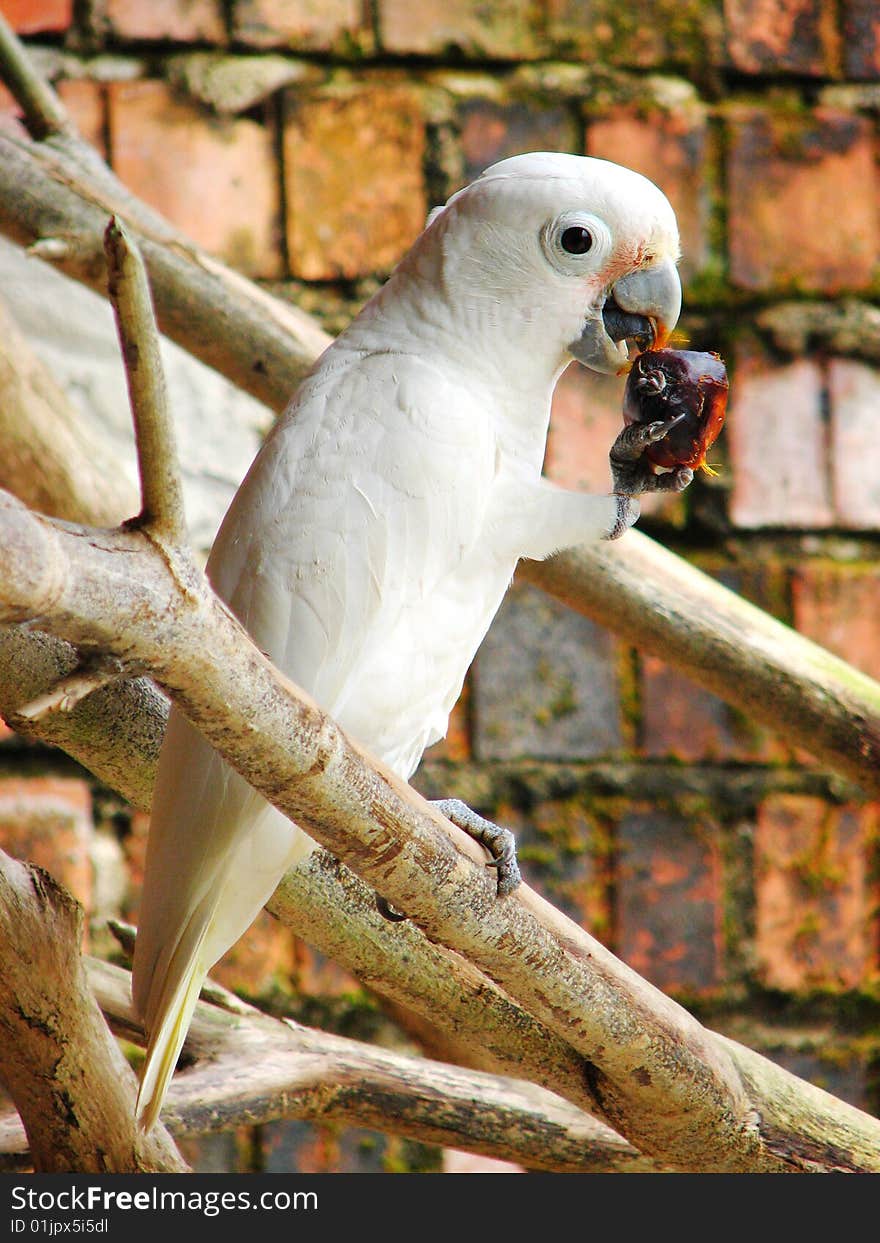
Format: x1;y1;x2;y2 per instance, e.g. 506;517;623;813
569;257;682;374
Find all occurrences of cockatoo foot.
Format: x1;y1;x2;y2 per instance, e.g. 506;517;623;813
432;798;522;897
374;797;522;922
609;417;693;497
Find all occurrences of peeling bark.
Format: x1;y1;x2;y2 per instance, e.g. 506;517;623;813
0;850;186;1172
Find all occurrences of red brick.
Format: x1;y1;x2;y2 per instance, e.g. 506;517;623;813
283;86;426;280
546;0;722;68
616;809;724;996
828;359;880;529
791;562;880;682
727;346;833;528
754;796;878;992
640;663;790;763
378;0;542;58
232;0;368;50
0;777;93;913
724;0;840;76
458;97;576;184
727;108;879;294
107;80;281;277
3;0;71;33
261;1119;403;1172
546;362;685;523
586;105;712;287
473;583;622;761
641;560;792;760
104;0;227;43
57;80;106;156
842;0;880;79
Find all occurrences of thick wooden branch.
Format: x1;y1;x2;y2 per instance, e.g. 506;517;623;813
0;957;659;1175
0;849;186;1172
1;494;879;1171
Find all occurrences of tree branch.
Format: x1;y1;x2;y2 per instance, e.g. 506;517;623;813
1;492;879;1171
1;955;661;1175
0;849;186;1172
0;15;71;141
104;218;185;543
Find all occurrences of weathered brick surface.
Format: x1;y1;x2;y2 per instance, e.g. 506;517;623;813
232;0;368;51
57;79;107;154
723;0;840;76
107;79;281;277
640;562;791;760
546;0;722;68
754;796;878;992
0;777;94;912
828;359;880;529
4;0;71;33
283;86;426;280
103;0;227;43
640;657;789;761
727;346;833;528
585;104;712;287
473;583;622;761
727;108;879;294
791;562;880;682
616;808;724;995
378;0;542;58
841;0;880;78
261;1118;419;1172
458;97;576;184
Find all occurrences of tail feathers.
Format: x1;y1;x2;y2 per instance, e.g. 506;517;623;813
136;954;207;1132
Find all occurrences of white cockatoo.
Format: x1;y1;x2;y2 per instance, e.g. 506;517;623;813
132;151;684;1129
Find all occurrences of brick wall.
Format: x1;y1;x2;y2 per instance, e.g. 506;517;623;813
3;0;880;1171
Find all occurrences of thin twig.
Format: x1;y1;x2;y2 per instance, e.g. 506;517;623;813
17;655;126;720
0;13;72;141
104;218;187;544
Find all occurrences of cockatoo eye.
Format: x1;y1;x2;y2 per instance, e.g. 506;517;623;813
541;212;610;273
560;226;593;254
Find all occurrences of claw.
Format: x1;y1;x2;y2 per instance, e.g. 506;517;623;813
432;798;522;897
376;893;408;922
644;412;687;443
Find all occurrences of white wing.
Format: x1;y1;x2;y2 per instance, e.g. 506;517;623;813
132;348;500;1126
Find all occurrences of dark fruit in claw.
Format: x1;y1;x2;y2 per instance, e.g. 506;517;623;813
623;349;728;474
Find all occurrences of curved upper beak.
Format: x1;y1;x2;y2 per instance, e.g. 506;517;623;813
568;257;682;374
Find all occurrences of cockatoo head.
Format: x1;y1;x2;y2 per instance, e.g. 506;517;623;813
422;151;682;376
